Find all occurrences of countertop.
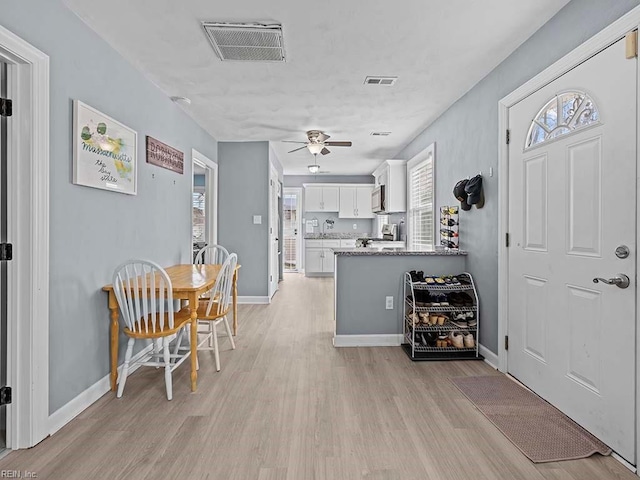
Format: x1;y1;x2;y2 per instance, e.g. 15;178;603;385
304;233;370;239
332;247;467;256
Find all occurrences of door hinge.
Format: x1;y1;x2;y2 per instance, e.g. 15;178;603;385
506;129;510;145
0;98;12;117
505;233;510;248
0;243;12;261
626;30;638;59
0;386;11;406
504;336;509;351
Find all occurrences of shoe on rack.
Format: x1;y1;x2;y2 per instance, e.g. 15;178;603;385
450;318;468;328
449;331;464;348
462;331;475;348
467;318;477;327
416;271;426;282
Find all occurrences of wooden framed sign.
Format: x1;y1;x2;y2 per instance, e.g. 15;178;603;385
146;136;184;174
73;100;137;195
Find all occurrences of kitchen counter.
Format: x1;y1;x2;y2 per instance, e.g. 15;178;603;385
304;232;369;239
332;248;467;256
333;250;467;347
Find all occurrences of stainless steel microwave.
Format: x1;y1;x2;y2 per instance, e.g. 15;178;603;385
371;185;386;213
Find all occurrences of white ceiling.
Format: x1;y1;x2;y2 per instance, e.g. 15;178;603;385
64;0;570;175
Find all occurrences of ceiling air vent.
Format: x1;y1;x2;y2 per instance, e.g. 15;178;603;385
364;76;397;86
202;22;286;62
370;132;392;136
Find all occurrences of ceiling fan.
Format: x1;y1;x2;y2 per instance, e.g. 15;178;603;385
283;130;352;155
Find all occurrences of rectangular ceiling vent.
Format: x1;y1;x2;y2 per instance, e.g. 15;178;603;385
370;131;392;136
364;76;397;86
202;22;286;62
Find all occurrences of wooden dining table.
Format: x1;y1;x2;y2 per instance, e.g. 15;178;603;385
102;263;240;392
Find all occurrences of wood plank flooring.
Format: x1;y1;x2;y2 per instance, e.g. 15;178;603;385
0;273;635;479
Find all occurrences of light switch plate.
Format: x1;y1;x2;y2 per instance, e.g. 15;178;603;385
385;296;394;310
253;215;262;225
353;224;357;229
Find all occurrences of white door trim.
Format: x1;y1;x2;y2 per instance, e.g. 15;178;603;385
0;24;50;449
497;4;640;469
268;165;279;299
283;187;302;272
191;149;218;254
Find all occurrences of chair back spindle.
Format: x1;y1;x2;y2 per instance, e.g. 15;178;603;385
205;253;237;317
194;244;229;266
112;260;175;334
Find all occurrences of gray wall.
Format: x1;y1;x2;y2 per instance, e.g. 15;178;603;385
0;0;219;412
395;0;640;354
218;141;270;297
335;255;466;335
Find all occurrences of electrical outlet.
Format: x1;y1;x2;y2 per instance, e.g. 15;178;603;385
385;296;393;310
353;224;357;229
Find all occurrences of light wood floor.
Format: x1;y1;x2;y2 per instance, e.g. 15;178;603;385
1;274;635;479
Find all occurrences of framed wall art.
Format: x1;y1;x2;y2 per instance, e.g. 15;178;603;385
73;100;138;195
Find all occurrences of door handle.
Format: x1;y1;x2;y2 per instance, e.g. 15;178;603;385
593;273;630;289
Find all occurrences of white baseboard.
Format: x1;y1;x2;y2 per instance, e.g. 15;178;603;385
479;343;499;370
333;334;403;347
237;296;270;305
48;344;153;435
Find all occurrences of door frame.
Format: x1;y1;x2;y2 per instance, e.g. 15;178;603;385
191;149;218;255
0;25;50;449
283;187;302;272
497;5;640;470
268;165;279;299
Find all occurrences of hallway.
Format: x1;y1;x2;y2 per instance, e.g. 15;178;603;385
0;274;633;479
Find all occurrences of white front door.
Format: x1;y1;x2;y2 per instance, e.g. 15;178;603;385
508;38;636;463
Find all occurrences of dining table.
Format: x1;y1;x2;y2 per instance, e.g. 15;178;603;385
102;263;240;392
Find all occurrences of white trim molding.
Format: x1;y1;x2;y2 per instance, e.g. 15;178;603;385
0;24;50;449
49;344;154;436
333;334;403;347
497;4;640;470
479;344;499;370
237;296;270;305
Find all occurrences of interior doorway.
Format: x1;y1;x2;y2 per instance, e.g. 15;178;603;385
283;188;302;272
268;167;280;298
191;150;218;262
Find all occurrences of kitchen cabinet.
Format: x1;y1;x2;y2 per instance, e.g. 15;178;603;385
340;239;357;248
304;186;339;212
305;239;340;274
338;186;375;218
373;160;407;212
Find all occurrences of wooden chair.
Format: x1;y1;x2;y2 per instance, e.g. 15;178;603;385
195;253;237;371
112;260;192;400
194;244;229;266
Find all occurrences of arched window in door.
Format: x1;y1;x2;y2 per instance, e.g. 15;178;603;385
525;91;600;149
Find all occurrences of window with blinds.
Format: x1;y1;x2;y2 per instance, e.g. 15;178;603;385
408;154;434;249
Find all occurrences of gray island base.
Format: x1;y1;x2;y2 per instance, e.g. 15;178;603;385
333;248;468;347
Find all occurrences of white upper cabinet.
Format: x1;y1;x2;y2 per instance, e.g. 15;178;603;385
338;185;374;218
322;187;339;211
305;186;323;211
373;160;407;212
304;185;339;212
355;186;374;218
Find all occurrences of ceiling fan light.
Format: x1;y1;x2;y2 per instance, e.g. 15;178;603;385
307;143;324;155
308;164;321;174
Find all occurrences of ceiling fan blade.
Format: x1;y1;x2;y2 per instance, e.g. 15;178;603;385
317;132;330;142
321;147;330;155
325;141;352;147
287;146;308;153
281;140;307;144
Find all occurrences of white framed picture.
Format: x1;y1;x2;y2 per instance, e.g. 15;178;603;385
73;100;137;195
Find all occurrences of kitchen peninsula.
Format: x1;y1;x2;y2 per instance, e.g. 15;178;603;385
332;248;468;347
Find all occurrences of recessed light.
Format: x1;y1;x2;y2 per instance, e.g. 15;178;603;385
364;76;397;86
370;132;392;136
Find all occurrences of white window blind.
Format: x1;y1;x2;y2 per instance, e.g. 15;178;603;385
408;154;434;249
